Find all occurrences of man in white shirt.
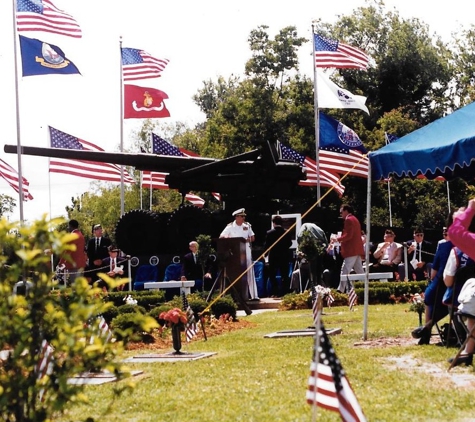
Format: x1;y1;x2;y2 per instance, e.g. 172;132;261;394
220;208;259;300
372;229;402;279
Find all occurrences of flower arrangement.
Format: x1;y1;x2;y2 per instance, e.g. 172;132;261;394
298;229;325;261
408;293;425;326
159;308;187;328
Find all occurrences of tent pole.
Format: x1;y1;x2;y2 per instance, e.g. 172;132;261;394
363;159;371;340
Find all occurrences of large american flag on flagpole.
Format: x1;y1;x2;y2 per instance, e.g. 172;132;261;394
318;112;369;178
307;319;366;421
0;158;34;201
141;134;205;207
16;0;82;38
49;127;135;184
122;48;169;81
280;144;345;195
314;34;369;70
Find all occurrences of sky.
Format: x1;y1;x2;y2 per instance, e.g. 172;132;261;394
0;0;472;223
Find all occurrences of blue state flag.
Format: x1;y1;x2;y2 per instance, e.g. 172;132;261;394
19;35;80;77
319;112;367;154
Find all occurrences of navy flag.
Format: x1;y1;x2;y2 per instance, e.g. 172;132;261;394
19;35;80;76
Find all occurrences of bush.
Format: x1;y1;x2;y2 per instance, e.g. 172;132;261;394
280;291;310;310
0;217;137;421
148;304;174;325
101;305;119;324
111;312;158;343
105;290;165;308
210;296;237;319
117;304;147;315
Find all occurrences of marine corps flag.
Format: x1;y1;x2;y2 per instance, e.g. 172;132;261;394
124;85;170;119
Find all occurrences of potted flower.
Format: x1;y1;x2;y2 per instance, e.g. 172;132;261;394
409;293;425;326
159;308;187;354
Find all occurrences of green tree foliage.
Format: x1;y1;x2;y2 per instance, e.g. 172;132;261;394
0;217;159;421
0;194;16;218
186;2;473;232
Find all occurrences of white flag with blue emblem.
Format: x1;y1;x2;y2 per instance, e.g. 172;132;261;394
316;70;369;115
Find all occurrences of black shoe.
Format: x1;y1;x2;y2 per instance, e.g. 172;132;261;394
448;354;473;367
412;326;429;339
418;333;431;345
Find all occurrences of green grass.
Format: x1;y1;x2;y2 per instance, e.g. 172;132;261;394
57;304;474;422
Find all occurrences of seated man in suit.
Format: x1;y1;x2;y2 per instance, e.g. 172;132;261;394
181;241;212;291
398;227;433;281
100;245;128;291
371;229;402;280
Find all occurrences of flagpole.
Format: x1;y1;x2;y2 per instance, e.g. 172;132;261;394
149;132;153;211
311;25;321;205
446;181;451;214
140;171;143;209
11;0;24;222
384;133;393;226
119;37;125;217
311;294;322;422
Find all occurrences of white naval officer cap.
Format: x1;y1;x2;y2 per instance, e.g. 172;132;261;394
232;208;246;217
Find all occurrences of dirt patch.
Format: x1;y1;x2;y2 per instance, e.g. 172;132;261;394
384;355;475;389
354;336;417;348
125;318;256;352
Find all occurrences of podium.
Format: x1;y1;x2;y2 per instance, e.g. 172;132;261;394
208;237;251;315
217;237;248;299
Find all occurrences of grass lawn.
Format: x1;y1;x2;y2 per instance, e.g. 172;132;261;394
57;304;474;422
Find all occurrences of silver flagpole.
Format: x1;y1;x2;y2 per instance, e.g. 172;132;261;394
11;0;24;222
311;24;321;205
384;133;393;226
149;132;153;211
119;37;125;216
446;181;451;214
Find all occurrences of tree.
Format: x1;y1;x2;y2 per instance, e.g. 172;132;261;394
0;216;157;421
0;194;16;218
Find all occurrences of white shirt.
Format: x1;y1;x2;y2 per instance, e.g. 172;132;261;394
220;221;254;241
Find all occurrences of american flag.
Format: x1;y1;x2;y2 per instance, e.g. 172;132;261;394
0;158;34;201
16;0;82;38
181;291;198;342
326;292;335;308
89;316;113;344
307;319;366;421
348;286;357;311
35;339;54;401
319;112;369;178
122;48;169;81
280;144;345;195
314;34;369;70
49;127;135;184
141;134;205;207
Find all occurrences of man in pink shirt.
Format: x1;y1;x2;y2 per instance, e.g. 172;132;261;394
337;204;365;292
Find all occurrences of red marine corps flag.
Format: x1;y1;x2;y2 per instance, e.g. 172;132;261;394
124;85;170;119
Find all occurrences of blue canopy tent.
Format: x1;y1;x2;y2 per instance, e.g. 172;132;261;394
358;102;475;339
370;101;475;181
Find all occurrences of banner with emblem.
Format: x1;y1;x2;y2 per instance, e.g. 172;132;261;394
316;69;369;114
124;85;170;119
19;35;80;77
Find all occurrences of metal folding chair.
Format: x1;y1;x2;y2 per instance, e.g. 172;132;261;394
447;311;475;372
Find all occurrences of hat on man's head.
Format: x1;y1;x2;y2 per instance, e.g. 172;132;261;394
93;224;102;231
232;208;246;217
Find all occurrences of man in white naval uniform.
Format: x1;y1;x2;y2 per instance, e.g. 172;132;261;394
219;208;259;300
